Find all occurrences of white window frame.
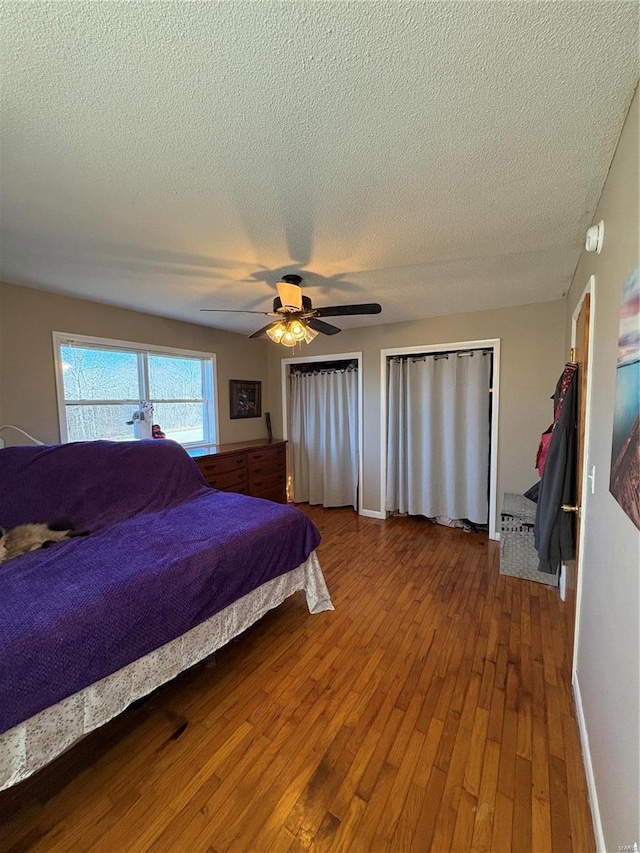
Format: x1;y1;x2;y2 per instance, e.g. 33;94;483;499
52;332;218;448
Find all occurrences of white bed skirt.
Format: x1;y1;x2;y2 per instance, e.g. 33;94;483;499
0;551;333;791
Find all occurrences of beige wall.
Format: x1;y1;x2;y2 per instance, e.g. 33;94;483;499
267;299;567;524
565;87;639;851
0;282;271;446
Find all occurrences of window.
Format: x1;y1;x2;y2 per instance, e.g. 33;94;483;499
54;333;216;446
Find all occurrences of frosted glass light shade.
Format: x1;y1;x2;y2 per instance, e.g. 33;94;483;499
265;317;317;347
303;326;319;343
289;320;306;341
266;323;286;343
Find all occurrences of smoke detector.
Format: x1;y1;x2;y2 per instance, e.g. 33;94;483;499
585;221;604;254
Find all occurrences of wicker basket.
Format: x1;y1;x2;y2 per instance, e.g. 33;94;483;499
500;493;559;586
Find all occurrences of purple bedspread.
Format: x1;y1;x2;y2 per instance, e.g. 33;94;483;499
0;441;320;734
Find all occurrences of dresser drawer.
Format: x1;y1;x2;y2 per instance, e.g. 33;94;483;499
248;470;284;494
196;452;246;477
193;442;285;496
247;445;285;465
207;468;248;491
252;484;287;504
247;456;285;478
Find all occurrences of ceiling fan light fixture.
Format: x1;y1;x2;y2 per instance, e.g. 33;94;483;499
303;325;319;344
266;322;287;343
280;328;298;347
289;319;307;341
266;318;317;347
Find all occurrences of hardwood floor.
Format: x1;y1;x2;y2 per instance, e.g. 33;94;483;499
0;506;595;852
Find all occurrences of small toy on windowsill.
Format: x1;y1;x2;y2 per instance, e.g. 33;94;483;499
152;424;166;439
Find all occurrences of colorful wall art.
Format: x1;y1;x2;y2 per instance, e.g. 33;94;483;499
610;265;640;529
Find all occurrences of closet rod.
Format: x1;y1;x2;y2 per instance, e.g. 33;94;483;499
389;348;492;362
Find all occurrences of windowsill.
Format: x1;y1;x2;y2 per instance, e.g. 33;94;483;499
184;445;218;458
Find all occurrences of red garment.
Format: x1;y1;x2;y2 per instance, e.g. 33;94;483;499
536;427;554;477
535;363;577;477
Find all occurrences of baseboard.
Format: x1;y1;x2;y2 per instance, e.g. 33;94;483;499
360;509;386;520
361;508;501;528
573;671;606;852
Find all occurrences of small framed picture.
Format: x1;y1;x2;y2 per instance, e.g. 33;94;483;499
229;379;262;419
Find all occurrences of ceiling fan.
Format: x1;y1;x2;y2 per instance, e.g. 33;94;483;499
200;274;382;346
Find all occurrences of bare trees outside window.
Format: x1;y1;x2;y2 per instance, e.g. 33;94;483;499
56;337;215;446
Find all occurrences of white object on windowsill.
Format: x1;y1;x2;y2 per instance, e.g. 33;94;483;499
128;402;154;440
0;425;46;449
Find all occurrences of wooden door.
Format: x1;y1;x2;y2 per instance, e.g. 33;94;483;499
566;292;590;663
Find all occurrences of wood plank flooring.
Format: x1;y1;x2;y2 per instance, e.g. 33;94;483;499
0;506;595;852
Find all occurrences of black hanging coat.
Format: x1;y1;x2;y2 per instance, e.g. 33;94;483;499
534;366;578;574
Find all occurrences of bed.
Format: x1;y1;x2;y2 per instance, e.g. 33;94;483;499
0;440;333;790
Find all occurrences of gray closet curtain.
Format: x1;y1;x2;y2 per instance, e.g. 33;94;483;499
290;364;358;508
386;351;491;524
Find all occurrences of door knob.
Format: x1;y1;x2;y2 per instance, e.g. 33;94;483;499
561;504;580;513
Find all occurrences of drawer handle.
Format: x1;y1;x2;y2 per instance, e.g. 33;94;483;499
253;467;263;474
254;480;263;487
253;454;263;460
235;457;244;465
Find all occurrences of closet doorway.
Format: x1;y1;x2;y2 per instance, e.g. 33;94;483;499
381;339;500;539
281;352;363;513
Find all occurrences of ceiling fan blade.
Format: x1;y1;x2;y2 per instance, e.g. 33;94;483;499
307;318;342;336
248;322;278;339
313;303;382;318
200;309;275;315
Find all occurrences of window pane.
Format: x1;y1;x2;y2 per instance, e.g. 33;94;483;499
152;402;205;444
61;346;139;401
66;404;140;442
148;354;203;400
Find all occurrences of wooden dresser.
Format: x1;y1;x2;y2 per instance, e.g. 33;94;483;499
191;439;287;504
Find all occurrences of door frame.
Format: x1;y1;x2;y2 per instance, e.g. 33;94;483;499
380;338;501;540
568;275;597;676
280;351;364;514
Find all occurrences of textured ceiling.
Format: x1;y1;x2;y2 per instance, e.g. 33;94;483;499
0;2;638;336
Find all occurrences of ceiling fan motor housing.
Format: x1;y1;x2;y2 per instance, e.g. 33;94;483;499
273;294;312;313
275;274;305;311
